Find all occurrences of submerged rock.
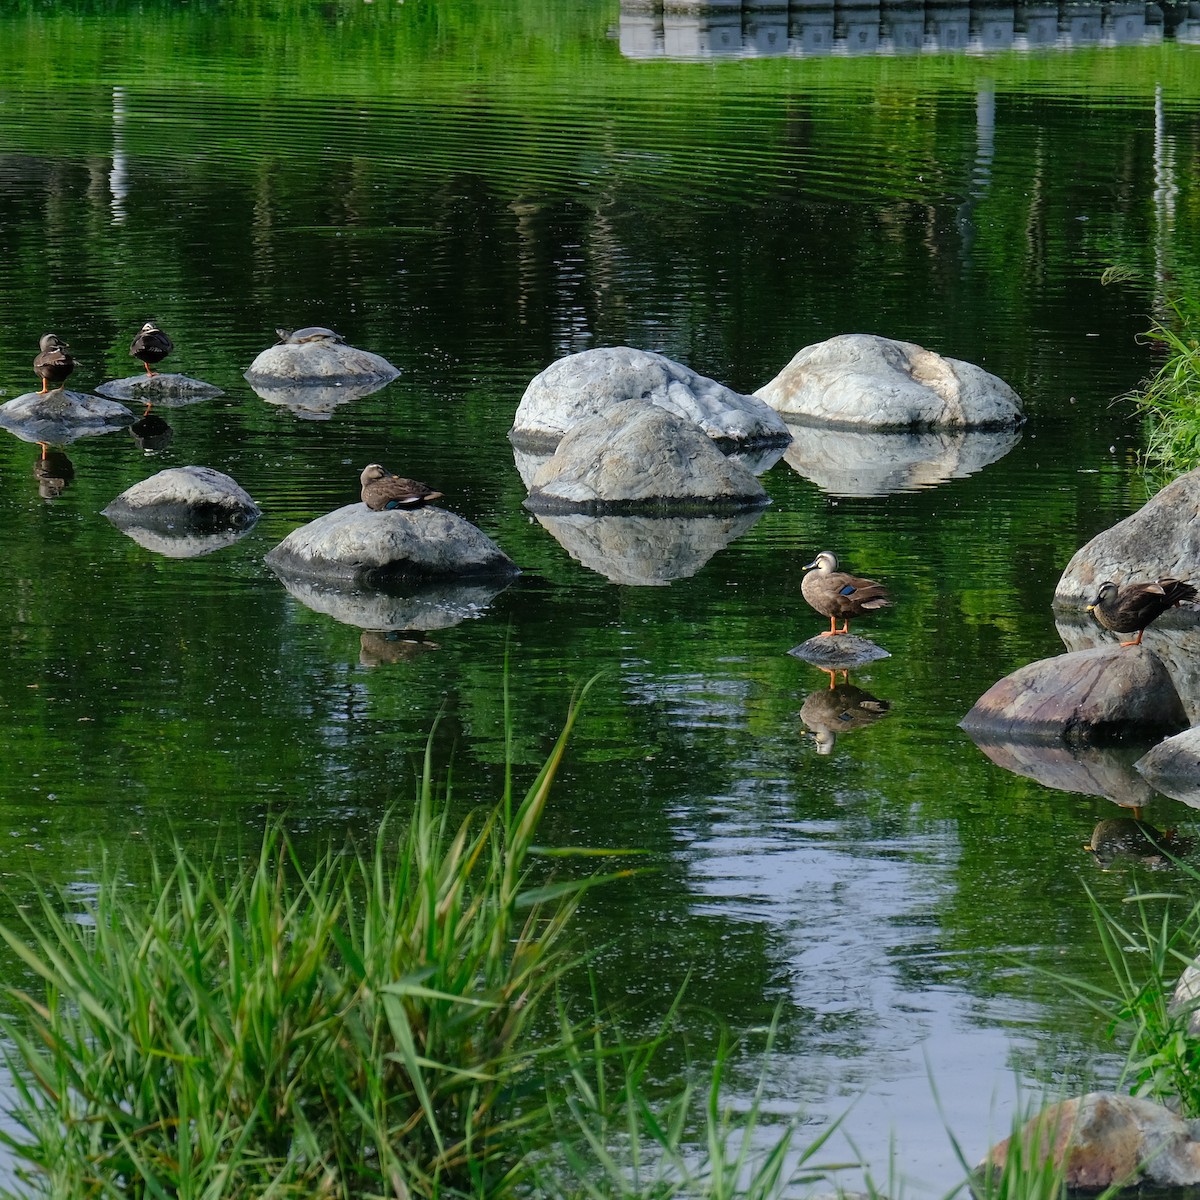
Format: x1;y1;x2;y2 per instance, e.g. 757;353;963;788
244;338;399;388
960;645;1187;745
523;401;769;514
94;374;223;405
511;346;791;450
0;388;133;444
1056;466;1200;606
102;466;261;534
756;334;1024;431
978;1093;1200;1192
265;503;519;588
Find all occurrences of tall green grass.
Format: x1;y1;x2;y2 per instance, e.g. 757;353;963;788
1128;307;1200;483
0;682;822;1200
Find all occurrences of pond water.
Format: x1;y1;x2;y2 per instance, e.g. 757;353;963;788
2;1;1200;1193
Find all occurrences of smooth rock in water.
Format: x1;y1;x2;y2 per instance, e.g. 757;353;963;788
510;346;791;450
533;510;762;585
966;734;1155;809
788;634;891;670
94;374;223;406
0;389;133;442
244;340;399;387
755;334;1024;431
102;467;262;534
1057;613;1200;726
960;645;1187;745
1136;727;1200;809
276;574;514;632
784;424;1021;497
523;401;769;514
1056;466;1200;605
265;503;519;588
1170;962;1200;1037
978;1093;1200;1192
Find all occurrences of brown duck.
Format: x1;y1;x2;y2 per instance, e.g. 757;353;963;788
801;550;891;636
360;463;443;511
130;322;174;375
1086;578;1197;646
33;333;76;393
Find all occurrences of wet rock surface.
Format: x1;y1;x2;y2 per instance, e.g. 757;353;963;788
244;339;399;387
788;634;891;669
1056;467;1200;606
102;466;261;534
979;1093;1200;1193
960;645;1188;745
755;333;1024;431
510;345;791;450
523;400;770;514
94;374;224;405
0;388;134;442
265;503;519;588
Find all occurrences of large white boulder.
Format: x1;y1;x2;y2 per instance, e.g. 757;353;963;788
755;334;1023;431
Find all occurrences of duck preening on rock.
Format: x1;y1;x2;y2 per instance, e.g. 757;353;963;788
33;333;76;393
360;464;444;511
1087;578;1198;647
129;322;174;376
801;550;891;637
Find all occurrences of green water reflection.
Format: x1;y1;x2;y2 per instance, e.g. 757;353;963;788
1;0;1199;1192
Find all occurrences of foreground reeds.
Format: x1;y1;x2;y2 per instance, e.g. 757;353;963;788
0;682;819;1200
1127;304;1200;481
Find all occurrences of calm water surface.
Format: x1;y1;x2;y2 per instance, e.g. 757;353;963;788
2;1;1200;1193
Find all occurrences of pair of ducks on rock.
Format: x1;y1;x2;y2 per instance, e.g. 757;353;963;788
32;323;174;393
801;552;1197;647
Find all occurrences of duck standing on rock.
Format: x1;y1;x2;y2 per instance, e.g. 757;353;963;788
1086;578;1198;647
360;463;444;511
33;333;76;393
129;322;174;376
801;550;891;637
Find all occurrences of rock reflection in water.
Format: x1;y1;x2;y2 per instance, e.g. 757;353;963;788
966;733;1157;810
33;445;75;501
109;523;257;559
248;376;395;421
276;574;513;633
1085;818;1189;870
800;674;891;755
1056;612;1200;726
533;510;763;585
784;424;1021;497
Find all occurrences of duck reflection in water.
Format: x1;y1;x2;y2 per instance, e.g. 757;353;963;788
130;403;174;453
1084;817;1190;870
359;630;439;667
33;443;75;500
800;668;891;755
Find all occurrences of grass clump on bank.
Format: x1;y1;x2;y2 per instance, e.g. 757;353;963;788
1128;306;1200;482
0;683;818;1200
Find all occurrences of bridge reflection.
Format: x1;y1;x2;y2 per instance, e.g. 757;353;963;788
619;0;1200;58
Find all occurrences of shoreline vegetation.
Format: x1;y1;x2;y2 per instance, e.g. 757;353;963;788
1128;306;1200;485
0;680;1195;1199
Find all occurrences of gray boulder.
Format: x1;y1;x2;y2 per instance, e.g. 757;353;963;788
783;424;1020;497
533;510;762;585
524;401;769;514
1056;467;1200;605
94;374;223;406
0;389;133;444
1136;728;1200;808
960;645;1187;745
102;467;261;534
244;340;399;387
265;503;519;588
788;635;891;670
978;1093;1200;1192
510;346;791;450
755;334;1024;431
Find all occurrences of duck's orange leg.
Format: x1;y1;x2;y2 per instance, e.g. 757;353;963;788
1120;631;1145;648
143;361;155;376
